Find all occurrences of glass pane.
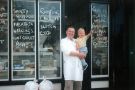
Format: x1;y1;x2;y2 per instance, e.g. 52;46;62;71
91;3;109;78
12;0;36;80
0;0;9;81
38;1;61;79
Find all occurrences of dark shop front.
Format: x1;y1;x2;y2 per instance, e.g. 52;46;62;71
0;0;134;90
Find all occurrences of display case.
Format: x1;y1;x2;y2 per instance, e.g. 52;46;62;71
11;0;36;80
38;1;62;79
91;3;109;78
0;0;9;81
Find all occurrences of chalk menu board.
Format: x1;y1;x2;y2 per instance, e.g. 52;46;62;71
39;1;60;49
0;0;9;80
91;3;109;78
12;0;35;52
0;0;8;52
12;0;36;80
38;1;61;78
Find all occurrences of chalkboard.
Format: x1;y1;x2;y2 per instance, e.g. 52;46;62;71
38;1;61;79
12;0;35;52
39;2;61;50
0;0;8;52
91;3;109;78
0;0;9;80
12;0;36;80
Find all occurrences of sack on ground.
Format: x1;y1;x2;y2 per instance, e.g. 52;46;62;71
24;79;38;90
39;78;53;90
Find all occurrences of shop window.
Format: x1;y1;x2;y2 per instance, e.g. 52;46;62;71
0;0;62;81
91;3;109;78
0;0;9;81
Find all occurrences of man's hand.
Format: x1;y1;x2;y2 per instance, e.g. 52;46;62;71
78;52;86;59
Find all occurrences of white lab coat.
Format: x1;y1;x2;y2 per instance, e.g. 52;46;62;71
61;37;83;81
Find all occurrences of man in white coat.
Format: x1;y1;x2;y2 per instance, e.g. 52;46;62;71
61;26;85;90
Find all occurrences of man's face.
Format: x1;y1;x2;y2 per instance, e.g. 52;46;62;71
66;27;75;39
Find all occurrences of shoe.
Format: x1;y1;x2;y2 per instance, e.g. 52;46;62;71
83;64;88;70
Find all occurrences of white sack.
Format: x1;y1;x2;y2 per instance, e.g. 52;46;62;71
24;80;39;90
39;78;53;90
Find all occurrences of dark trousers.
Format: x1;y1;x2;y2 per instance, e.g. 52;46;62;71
64;80;82;90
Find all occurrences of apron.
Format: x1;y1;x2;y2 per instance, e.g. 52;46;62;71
61;38;83;81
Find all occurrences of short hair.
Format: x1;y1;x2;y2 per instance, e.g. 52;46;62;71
78;27;85;32
78;27;84;30
66;26;75;31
